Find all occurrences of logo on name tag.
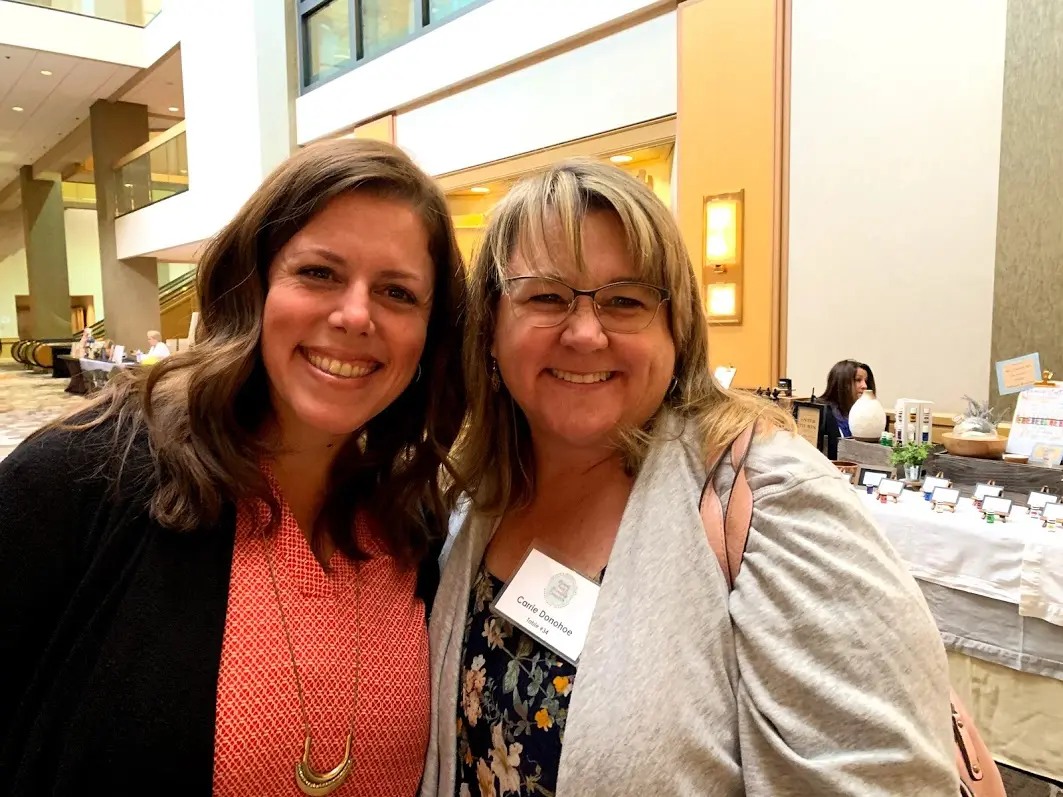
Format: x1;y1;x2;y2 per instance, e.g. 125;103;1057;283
544;572;577;608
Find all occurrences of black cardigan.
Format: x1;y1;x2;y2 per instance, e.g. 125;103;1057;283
0;420;442;796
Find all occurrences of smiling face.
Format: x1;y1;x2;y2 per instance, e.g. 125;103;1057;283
492;209;675;452
261;192;434;448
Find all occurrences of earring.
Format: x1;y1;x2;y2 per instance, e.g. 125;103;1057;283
414;364;422;383
490;359;501;392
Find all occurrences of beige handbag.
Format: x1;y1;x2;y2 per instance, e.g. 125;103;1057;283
699;422;1007;797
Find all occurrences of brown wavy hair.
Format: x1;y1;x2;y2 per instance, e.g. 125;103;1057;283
453;158;794;513
65;139;466;567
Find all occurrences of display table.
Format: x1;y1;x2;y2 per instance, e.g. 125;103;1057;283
77;358;134;393
859;489;1063;780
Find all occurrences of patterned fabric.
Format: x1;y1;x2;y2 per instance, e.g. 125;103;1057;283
454;565;578;797
213;482;430;796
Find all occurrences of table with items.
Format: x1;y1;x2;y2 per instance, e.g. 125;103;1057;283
76;358;135;393
858;484;1063;780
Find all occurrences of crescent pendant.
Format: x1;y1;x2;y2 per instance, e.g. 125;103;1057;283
295;734;353;796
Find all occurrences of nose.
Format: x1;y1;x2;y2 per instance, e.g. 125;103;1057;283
329;282;374;336
559;296;608;352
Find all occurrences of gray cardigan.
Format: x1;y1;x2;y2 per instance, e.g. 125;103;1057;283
421;425;958;796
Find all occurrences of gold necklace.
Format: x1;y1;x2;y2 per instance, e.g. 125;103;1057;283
262;530;361;796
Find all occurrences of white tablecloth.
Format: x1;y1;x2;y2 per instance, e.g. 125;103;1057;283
79;358;131;373
857;491;1063;620
859;490;1063;680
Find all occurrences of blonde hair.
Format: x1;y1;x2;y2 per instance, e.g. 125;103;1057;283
453;158;795;514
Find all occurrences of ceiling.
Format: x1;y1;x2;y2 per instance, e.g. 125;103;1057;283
0;44;184;211
0;43;137;191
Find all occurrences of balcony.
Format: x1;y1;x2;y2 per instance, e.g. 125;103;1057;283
299;0;485;89
5;0;162;26
114;122;188;217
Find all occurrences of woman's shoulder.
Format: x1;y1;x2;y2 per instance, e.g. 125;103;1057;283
1;408;153;501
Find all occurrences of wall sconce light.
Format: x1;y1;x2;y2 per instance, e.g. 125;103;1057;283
702;190;744;325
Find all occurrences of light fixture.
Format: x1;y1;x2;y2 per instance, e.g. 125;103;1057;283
168;106;180;112
702;190;744;325
12;106;23;112
610;154;633;164
40;70;52;76
469;186;490;194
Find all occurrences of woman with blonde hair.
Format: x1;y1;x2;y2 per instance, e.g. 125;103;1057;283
0;139;465;796
422;160;957;795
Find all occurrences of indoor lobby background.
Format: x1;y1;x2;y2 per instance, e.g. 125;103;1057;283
1;0;1062;792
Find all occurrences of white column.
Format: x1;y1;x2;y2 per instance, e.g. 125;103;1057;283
173;0;294;232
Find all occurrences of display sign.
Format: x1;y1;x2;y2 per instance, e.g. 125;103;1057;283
931;487;960;507
981;496;1013;517
974;483;1003;500
859;468;890;488
878;479;905;497
1006;385;1063;457
922;476;951;496
996;353;1042;395
1029;444;1063;467
1043;502;1063;526
714;365;737;389
1028;492;1060;510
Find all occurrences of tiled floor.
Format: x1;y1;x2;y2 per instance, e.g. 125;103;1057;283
0;364;1060;794
0;362;87;459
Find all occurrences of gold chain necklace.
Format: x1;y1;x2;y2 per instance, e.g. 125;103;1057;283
262;529;361;796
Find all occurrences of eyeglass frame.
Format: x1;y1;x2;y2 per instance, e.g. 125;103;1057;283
501;275;672;334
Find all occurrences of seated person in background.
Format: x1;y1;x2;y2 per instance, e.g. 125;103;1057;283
137;330;171;360
860;361;878;395
98;339;115;362
819;359;869;437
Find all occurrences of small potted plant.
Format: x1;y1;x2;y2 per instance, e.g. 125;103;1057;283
891;441;934;483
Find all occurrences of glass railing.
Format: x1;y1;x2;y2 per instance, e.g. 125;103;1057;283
5;0;161;26
302;0;485;87
114;127;188;217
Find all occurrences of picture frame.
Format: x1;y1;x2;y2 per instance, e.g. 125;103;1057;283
974;483;1003;500
858;467;892;491
931;486;960;512
1042;502;1063;528
875;478;901;501
981;495;1013;520
921;476;951;497
793;401;827;453
1028;491;1060;518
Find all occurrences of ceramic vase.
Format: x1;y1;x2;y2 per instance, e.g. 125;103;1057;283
848;390;887;440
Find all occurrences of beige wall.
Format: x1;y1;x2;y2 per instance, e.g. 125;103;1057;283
676;0;784;390
785;0;1007;411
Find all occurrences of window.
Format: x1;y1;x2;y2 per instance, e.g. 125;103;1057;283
361;0;417;59
428;0;479;24
299;0;490;89
306;0;353;84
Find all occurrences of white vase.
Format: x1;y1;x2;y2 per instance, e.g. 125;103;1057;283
849;390;887;440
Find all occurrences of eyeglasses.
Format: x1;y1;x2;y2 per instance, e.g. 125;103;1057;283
503;276;670;334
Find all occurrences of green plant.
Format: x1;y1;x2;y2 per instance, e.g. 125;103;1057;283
890;441;934;468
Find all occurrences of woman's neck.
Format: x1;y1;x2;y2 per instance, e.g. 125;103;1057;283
268;430;348;565
531;442;629;501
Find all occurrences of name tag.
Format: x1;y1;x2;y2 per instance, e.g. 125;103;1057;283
491;547;601;665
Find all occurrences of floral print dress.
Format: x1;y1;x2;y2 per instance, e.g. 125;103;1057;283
455;564;580;797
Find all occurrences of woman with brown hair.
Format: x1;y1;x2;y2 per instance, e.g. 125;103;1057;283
0;139;465;796
820;358;871;437
421;160;957;795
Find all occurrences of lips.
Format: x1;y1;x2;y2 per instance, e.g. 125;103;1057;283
549;369;615;384
302;347;381;379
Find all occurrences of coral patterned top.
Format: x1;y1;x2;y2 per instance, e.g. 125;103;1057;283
212;490;430;797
